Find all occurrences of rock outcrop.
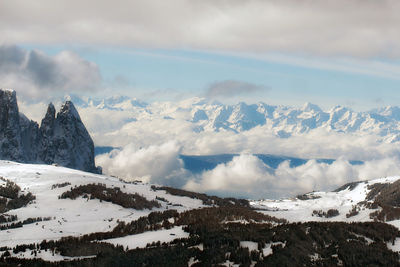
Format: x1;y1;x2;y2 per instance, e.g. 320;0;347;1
41;101;98;172
0;89;24;161
0;89;100;173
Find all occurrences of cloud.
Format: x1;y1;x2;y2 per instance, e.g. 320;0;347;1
106;120;399;161
0;45;101;100
185;154;274;197
206;80;268;99
184;155;400;199
95;141;190;187
96;142;400;199
2;0;400;58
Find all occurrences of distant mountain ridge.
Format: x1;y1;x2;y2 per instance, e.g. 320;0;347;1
67;94;400;143
0;89;100;173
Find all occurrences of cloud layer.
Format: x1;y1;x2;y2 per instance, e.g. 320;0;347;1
185;155;400;199
2;0;400;57
95;141;189;187
0;45;101;99
96;144;400;199
205;80;268;99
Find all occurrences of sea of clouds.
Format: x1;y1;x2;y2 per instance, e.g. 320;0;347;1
18;97;400;199
92;117;400;199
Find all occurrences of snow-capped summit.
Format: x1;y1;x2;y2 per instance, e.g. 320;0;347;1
302;102;322;113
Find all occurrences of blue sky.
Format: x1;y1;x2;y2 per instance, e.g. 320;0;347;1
17;44;400;111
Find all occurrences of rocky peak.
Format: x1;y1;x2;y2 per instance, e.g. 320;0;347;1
58;101;81;121
40;103;56;136
0;89;19;128
0;89;23;161
0;89;100;173
50;100;99;173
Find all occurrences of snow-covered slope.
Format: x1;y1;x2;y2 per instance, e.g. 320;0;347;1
3;160;400;265
0;160;204;249
251;175;400;227
66;94;400;143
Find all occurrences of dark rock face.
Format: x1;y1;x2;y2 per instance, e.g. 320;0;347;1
39;103;56;164
0;89;100;173
19;113;41;162
46;101;98;172
0;90;24;161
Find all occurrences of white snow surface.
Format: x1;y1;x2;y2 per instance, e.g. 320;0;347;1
6;249;96;262
103;226;189;249
0;160;204;248
262;241;286;257
4;159;400;257
240;241;258;251
251;176;400;223
387;238;400;252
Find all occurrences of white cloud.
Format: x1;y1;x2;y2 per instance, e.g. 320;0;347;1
185;155;400;199
185;154;274;196
103;120;398;161
2;0;400;58
95;141;190;187
96;142;400;199
0;45;101;100
77;107;137;137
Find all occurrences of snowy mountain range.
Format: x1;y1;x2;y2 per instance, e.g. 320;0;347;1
66;94;400;143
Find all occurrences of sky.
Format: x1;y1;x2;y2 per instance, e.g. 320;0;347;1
1;0;400;110
3;0;400;198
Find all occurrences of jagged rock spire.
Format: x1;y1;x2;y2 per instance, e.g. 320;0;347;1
0;89;100;173
40;103;56;135
49;100;98;173
0;89;23;161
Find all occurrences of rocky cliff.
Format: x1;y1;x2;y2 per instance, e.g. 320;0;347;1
0;89;100;173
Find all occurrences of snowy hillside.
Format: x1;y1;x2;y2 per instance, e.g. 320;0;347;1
0;160;204;249
2;161;400;265
65;94;400;142
252;175;400;229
